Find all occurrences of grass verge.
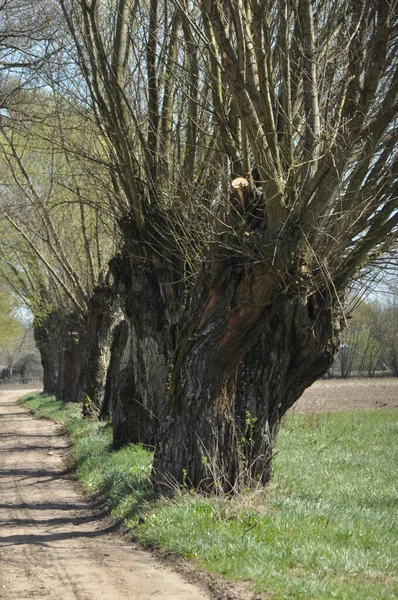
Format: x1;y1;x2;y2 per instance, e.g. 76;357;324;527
20;393;398;599
19;393;153;521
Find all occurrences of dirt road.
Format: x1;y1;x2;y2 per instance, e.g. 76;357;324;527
0;390;208;600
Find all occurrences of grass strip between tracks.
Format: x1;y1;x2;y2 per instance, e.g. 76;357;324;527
20;392;398;600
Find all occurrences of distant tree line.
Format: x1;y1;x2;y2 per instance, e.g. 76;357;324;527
330;288;398;378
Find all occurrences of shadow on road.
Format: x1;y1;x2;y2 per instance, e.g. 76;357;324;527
0;521;121;546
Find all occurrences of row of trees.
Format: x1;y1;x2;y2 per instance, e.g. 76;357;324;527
0;0;397;493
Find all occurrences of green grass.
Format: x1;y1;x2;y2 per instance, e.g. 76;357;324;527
20;393;398;599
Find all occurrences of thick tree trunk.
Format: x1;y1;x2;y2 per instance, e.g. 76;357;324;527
153;249;269;493
110;318;168;449
108;252;178;448
153;247;341;494
235;295;339;486
55;314;87;403
79;284;122;416
33;312;61;395
100;318;128;421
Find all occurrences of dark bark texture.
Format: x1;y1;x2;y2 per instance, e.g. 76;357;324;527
109;248;179;448
153;247;272;493
55;313;87;403
33;312;62;395
101;318;128;421
235;294;340;485
79;284;122;416
153;242;341;493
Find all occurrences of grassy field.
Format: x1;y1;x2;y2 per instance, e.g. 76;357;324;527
20;393;398;599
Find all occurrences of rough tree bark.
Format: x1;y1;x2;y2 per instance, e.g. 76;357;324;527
153;236;341;493
55;313;87;403
33;312;62;395
79;283;122;416
108;236;181;448
152;243;269;493
235;294;340;485
100;318;128;422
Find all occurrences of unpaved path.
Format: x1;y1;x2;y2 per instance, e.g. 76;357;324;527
0;390;209;600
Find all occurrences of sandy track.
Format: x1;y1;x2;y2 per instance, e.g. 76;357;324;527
0;390;208;600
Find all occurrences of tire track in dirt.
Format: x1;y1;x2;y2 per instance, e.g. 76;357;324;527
0;390;209;600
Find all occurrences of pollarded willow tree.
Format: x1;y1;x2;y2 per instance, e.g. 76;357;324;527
153;0;398;492
0;0;109;400
0;90;116;401
0;241;67;395
59;0;227;446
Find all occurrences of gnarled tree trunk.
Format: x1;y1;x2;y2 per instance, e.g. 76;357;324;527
33;311;62;395
153;245;341;494
79;283;122;416
153;247;267;493
56;313;87;403
100;318;128;421
108;247;180;448
235;294;340;486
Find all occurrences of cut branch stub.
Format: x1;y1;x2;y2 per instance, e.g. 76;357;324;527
231;177;249;209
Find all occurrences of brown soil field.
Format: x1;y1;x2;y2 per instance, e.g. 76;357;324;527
290;377;398;414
